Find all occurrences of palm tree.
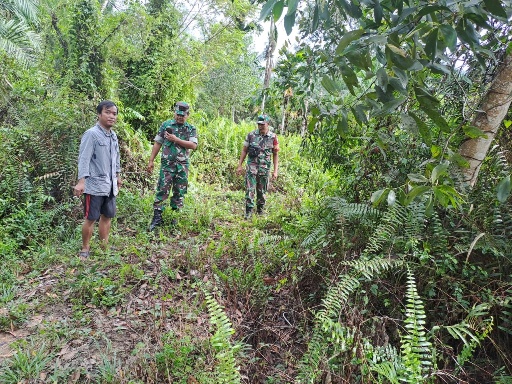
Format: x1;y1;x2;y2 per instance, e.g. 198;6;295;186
0;0;40;65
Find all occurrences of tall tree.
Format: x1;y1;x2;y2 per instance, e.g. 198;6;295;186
460;54;512;187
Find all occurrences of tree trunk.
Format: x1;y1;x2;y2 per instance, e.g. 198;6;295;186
261;18;276;112
459;54;512;187
301;99;309;137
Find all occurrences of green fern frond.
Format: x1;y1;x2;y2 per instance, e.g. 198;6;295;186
297;256;403;383
364;203;409;255
344;256;404;280
367;344;402;384
325;197;382;222
204;291;241;384
399;269;434;383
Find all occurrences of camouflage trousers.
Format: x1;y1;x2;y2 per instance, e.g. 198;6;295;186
154;162;188;210
245;171;269;210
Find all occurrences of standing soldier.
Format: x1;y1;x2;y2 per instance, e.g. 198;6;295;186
148;101;198;231
237;114;279;219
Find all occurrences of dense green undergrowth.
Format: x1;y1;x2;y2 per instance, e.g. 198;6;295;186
1;117;511;383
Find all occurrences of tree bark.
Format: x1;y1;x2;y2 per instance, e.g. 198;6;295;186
459;54;512;187
261;18;276;112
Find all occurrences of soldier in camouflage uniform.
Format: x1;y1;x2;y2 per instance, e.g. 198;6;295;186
148;101;198;231
237;114;279;218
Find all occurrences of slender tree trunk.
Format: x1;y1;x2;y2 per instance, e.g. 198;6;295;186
280;101;286;134
459;54;512;187
261;18;276;112
301;99;309;137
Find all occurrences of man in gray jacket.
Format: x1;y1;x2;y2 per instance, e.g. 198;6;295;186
73;100;122;258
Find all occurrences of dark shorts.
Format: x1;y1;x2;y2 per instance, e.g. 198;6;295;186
83;194;116;221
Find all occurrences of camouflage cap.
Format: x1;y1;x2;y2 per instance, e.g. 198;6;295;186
257;114;270;124
175;101;190;116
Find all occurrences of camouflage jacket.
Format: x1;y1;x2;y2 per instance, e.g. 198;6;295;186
244;129;279;175
154;120;198;165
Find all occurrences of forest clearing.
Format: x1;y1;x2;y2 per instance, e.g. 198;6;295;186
1;0;512;382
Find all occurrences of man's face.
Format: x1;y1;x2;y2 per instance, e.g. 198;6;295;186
257;122;268;132
175;112;188;125
98;106;118;129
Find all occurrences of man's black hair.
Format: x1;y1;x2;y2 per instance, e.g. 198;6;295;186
97;100;118;114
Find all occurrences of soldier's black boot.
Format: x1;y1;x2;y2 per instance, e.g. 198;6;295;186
244;207;253;219
149;209;163;231
256;204;264;215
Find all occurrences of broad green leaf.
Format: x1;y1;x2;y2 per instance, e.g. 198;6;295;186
337;116;349;137
339;60;358;83
376;67;388;90
273;1;284;21
388;49;423;71
497;175;511;203
284;11;296;35
414;86;439;108
433;185;463;208
389;77;407;94
421;106;451;133
387;189;396;206
456;18;480;48
386;43;407;57
504;120;512;128
408;174;429;183
345;48;371;70
287;0;300;16
431;162;449;184
427;62;452;75
339;61;359;95
416;5;451;19
335;29;364;55
466;9;494;30
351;104;368;126
463;125;487;139
321;75;340;95
373;97;406;117
439;25;457;52
445;150;469;168
425;195;434;216
400;113;418;135
376;86;394;102
483;0;507;18
405;186;430;205
336;0;362;18
410;112;431;145
260;0;278;20
376;46;387;65
424;28;438;62
371;188;389;205
431;145;441;158
374;1;383;25
312;3;319;32
392;67;408;87
364;35;387;45
307;117;317;133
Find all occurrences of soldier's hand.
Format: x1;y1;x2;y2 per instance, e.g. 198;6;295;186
148;160;155;173
236;165;244;176
272;171;278;180
165;132;178;142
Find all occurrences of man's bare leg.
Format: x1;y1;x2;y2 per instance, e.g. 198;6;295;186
98;215;112;250
81;219;96;254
